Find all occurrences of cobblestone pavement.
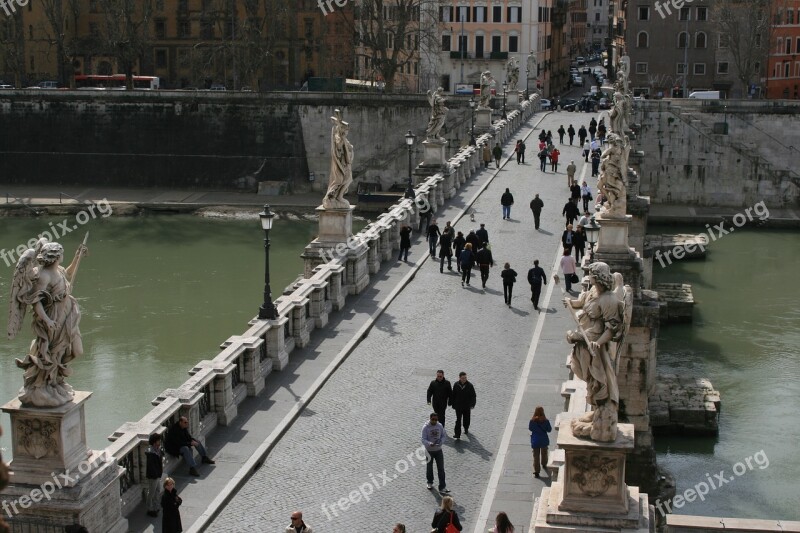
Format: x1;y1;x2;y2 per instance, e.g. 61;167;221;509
210;108;603;533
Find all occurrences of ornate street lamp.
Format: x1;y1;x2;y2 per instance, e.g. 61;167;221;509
257;204;278;320
502;81;508;119
585;216;601;262
404;130;416;199
469;97;476;146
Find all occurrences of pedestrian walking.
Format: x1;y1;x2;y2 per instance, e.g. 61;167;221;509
160;478;183;533
431;496;462;532
570;182;581;201
439;227;454;272
529;194;544;230
501;188;514;219
419;208;432;233
574;225;586;264
422;412;449;493
545;130;553;144
476;223;489;246
581;181;593;212
145;434;164;518
501;262;518;306
452;231;466;272
490;512;515;533
561;224;575;255
451;372;476;439
578;125;587;146
557;125;566;144
590;138;600;152
591;149;601;177
597;121;607;144
459;243;475;286
527;259;547;310
582;139;590;162
427;370;452;427
538;129;547;143
538;147;548;172
286;511;313;533
578;210;592;228
482;144;492;168
567;124;576;145
398;225;412;262
560;248;578;292
562;198;580;227
427;219;441;258
519;140;526;163
514;140;522;164
492;143;502;168
475;242;494;289
589;118;597;140
529;406;552;478
550;148;560;172
465;230;481;255
164;417;215;477
566;160;576;188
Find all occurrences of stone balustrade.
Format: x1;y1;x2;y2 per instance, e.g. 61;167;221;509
99;96;540;518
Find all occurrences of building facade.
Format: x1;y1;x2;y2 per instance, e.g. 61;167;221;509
767;0;800;98
586;0;609;52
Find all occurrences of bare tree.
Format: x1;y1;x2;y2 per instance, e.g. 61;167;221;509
713;0;772;97
98;0;155;89
0;14;24;87
38;0;82;88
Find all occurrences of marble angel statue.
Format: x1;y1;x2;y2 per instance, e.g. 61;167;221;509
597;133;627;218
425;87;449;141
507;57;520;91
479;71;496;109
563;262;632;442
8;235;89;407
323;109;355;209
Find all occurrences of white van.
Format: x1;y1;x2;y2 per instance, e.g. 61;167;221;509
688;90;720;99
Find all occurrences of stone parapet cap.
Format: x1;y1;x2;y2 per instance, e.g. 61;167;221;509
557;422;635;451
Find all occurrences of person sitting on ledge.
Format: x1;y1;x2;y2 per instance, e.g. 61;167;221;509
164;416;215;476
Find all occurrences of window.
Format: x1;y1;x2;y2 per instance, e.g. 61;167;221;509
155;20;166;39
493;5;502;22
697;7;707;21
696;32;706;48
458;35;467;52
789;9;794;24
778;37;783;54
693;63;705;75
755;33;761;47
679;7;690;20
508;6;522;23
440;6;453;22
441;35;451;51
788;38;793;54
635;62;648;74
201;21;214;38
156;0;164;10
717;61;729;74
509;35;518;52
456;6;470;22
475;35;484;57
179;20;190;38
719;33;729;48
786;62;791;77
492;34;501;52
637;31;648;48
638;6;649;20
676;63;687;75
595;12;600;21
155;49;167;68
473;6;487;22
678;32;688;48
797;37;800;53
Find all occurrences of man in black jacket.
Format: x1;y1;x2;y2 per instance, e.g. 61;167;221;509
475;243;494;289
527;259;548;310
562;198;580;227
164;416;215;476
501;188;515;220
450;372;477;440
427;370;452;428
529;194;544;230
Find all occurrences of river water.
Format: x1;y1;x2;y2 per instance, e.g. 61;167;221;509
0;214;360;460
652;225;800;521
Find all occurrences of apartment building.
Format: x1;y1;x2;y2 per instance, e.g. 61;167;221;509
586;0;609;52
767;0;800;98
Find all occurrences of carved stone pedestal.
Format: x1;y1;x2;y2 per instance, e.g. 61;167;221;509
506;91;520;107
302;205;356;278
593;214;644;292
421;139;448;169
475;108;493;133
532;424;650;533
1;393;127;532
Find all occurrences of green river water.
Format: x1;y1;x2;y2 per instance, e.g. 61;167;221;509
0;216;797;521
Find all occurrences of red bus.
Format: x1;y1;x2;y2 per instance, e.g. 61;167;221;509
74;74;160;90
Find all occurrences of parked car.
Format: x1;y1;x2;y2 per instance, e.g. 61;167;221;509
583;67;591;74
578;98;597;112
560;98;579;111
576;56;585;65
540;98;552;110
572;75;584;87
598;98;611;109
209;84;226;91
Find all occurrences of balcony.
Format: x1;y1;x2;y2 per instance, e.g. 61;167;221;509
449;51;507;60
489;51;508;60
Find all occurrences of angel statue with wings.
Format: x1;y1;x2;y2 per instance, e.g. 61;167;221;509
425;87;448;141
323;109;355;209
562;262;632;442
8;237;89;407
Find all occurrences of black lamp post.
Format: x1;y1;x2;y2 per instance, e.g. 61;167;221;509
585;216;601;262
404;130;416;199
502;81;508;119
468;97;476;146
257;204;278;320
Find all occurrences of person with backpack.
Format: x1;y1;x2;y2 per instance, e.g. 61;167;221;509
431;496;463;532
527;259;547;310
500;262;518;306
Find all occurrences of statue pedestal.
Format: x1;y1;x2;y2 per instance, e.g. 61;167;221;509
533;424;650;532
316;205;354;243
1;392;127;531
421;139;447;169
506;91;520;107
475;108;493;133
593;213;644;291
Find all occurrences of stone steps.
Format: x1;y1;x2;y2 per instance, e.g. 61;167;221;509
649;373;721;436
655;283;694;323
645;233;708;260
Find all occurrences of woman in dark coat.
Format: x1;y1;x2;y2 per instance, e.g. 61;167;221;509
399;225;412;262
500;262;518;307
573;225;587;264
452;231;466;272
161;477;182;533
459;243;476;287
